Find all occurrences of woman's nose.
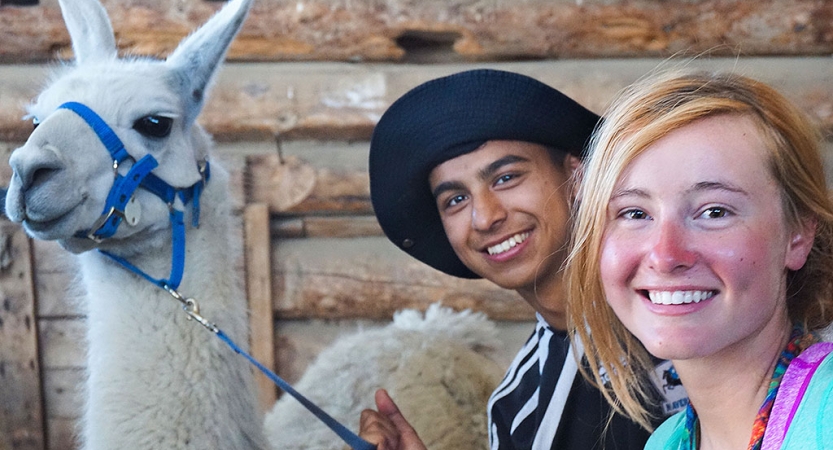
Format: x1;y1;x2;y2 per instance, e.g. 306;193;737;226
648;219;697;273
470;193;507;232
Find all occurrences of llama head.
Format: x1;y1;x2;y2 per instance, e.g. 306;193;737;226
4;0;252;253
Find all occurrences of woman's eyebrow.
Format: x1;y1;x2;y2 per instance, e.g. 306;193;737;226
610;181;749;202
688;180;749;197
610;187;649;201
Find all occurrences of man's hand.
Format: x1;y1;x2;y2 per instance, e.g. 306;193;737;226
358;389;428;450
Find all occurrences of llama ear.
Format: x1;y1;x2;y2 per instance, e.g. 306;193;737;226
57;0;118;64
165;0;253;126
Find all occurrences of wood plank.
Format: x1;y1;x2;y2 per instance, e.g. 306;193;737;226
272;236;533;320
247;153;370;215
38;319;86;370
0;220;46;450
41;368;84;421
31;241;82;319
271;216;383;239
1;0;832;63
244;203;277;412
2;59;832;143
42;368;84;450
45;418;78;450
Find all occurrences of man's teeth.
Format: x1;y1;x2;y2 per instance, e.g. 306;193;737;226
487;232;530;255
648;290;715;305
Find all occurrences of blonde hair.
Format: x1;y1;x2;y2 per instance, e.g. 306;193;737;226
566;69;833;429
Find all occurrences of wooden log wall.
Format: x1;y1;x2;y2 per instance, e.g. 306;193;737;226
1;1;832;449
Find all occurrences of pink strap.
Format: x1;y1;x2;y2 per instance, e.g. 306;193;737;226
761;341;833;450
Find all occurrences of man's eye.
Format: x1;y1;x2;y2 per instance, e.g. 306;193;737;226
701;207;728;219
495;174;515;185
447;194;466;207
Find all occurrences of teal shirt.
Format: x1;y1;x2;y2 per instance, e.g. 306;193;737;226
645;352;833;450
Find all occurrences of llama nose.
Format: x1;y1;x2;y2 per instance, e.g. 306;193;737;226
9;144;66;193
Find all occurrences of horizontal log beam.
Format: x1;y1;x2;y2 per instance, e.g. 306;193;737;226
1;59;831;143
272;236;534;321
271;216;382;238
1;0;832;63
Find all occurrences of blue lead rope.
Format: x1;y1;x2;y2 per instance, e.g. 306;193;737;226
100;247;375;450
216;330;376;450
61;100;376;450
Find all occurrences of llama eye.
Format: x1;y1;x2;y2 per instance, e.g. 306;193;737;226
133;115;173;138
32;117;40;130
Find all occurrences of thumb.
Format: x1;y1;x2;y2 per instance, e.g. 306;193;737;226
374;389;423;445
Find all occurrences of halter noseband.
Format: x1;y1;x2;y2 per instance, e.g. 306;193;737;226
58;101;209;290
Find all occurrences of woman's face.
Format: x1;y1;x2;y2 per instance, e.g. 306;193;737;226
599;115;814;362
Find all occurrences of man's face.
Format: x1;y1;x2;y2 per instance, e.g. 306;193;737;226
429;140;576;292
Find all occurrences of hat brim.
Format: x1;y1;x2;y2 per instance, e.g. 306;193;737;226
370;69;600;279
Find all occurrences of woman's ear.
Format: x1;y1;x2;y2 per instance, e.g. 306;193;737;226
785;216;817;271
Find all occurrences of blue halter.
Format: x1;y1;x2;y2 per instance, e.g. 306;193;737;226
57;101;375;450
60;101;207;290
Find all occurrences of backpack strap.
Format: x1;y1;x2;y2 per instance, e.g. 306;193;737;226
761;341;833;450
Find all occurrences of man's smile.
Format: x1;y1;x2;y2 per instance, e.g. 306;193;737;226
486;232;530;255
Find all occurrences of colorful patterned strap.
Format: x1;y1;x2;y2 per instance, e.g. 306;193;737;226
761;341;833;450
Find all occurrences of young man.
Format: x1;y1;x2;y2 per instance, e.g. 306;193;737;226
363;69;686;450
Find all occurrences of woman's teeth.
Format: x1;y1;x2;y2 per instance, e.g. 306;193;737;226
648;290;715;305
487;232;529;255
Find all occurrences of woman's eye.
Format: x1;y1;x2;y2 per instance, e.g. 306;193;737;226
133;115;173;138
701;207;728;219
621;209;649;220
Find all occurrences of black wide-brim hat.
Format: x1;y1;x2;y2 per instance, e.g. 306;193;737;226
369;69;600;279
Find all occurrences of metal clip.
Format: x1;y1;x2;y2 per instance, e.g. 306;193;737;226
183;298;219;333
162;284;219;333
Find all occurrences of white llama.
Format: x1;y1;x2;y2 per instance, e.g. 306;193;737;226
4;0;270;448
4;0;506;448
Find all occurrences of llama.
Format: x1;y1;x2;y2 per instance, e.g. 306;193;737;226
4;0;270;448
264;303;505;450
3;0;506;448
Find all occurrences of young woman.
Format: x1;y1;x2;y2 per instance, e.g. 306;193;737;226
567;70;833;449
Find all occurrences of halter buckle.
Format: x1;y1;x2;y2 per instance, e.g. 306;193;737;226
198;159;208;186
86;206;124;242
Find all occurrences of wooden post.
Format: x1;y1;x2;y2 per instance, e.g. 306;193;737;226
243;203;277;412
0;220;45;450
